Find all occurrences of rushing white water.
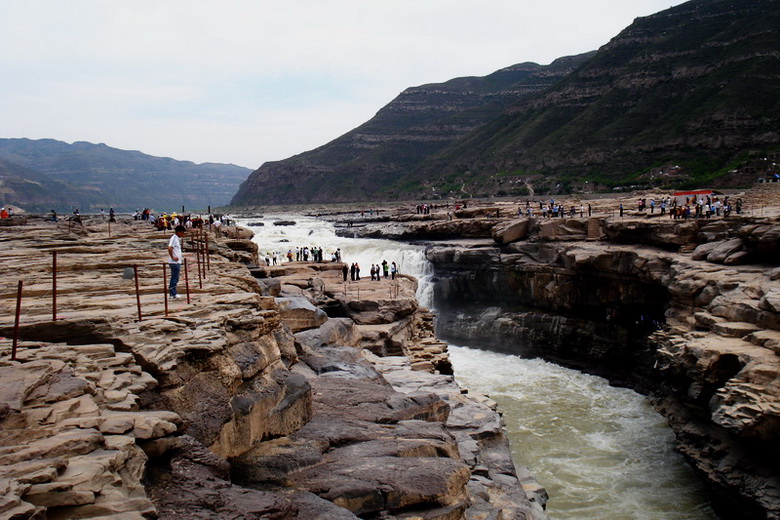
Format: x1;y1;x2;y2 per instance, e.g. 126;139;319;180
237;214;434;306
239;215;716;520
448;346;717;520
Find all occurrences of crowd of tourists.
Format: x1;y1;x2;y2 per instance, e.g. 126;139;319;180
342;260;398;282
259;245;401;285
628;195;743;219
519;199;594;218
262;246;338;266
131;208;233;232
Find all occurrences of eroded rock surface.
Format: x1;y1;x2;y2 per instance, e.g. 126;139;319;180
413;208;780;518
0;217;545;519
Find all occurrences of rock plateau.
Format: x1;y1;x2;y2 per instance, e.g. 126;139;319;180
0;215;546;519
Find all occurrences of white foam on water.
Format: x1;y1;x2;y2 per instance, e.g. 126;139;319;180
237;215;434;307
239;215;717;520
448;346;717;520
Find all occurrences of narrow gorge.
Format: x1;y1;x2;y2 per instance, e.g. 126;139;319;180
337;190;780;520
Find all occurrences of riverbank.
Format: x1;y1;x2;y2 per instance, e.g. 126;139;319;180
0;217;546;519
325;187;780;519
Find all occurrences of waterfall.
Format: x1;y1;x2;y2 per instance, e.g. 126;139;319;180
237;214;434;307
238;214;716;520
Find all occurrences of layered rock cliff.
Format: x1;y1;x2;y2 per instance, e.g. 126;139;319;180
0;217;546;519
427;0;780;189
333;192;780;519
232;0;780;205
230;54;593;205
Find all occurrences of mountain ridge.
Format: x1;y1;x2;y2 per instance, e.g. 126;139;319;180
230;53;594;205
0;138;252;213
232;0;780;205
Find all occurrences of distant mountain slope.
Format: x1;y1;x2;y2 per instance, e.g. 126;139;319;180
0;139;252;212
0;157;93;213
233;0;780;205
231;54;594;205
418;0;780;195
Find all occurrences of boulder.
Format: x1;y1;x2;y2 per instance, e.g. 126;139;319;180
291;456;470;516
707;238;745;264
345;298;417;325
692;241;721;260
295;318;361;350
299;346;384;381
492;219;536;244
276;297;328;332
258;277;282;296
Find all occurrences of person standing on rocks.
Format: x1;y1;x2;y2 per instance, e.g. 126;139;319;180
382;260;389;279
342;263;348;282
167;225;186;299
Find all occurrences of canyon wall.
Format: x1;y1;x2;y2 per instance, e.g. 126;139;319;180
419;214;780;519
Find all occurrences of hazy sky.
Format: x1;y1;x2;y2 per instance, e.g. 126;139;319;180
1;1;686;169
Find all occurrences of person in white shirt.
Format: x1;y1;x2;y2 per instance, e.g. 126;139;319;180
167;225;186;299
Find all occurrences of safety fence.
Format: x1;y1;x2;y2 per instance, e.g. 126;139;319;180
4;229;213;361
341;279;402;300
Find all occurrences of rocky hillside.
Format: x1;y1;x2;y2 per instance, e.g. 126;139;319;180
0;138;252;213
422;0;780;194
232;0;780;205
230;54;593;205
0;158;90;212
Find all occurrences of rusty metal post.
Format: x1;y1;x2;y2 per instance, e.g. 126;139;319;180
52;251;57;321
12;280;23;360
163;263;169;317
205;233;210;271
199;228;204;272
184;258;191;304
134;265;143;322
196;244;203;289
108;220;111;238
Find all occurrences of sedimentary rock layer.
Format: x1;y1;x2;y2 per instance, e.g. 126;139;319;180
333;194;780;519
0;216;545;519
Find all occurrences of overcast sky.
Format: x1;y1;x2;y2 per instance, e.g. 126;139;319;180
0;1;686;169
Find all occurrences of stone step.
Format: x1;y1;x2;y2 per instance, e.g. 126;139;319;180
711;321;761;338
693;312;725;328
411;361;435;372
587;218;603;240
746;330;780;355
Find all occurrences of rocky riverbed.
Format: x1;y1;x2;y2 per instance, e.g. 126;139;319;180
0;217;546;519
330;187;780;520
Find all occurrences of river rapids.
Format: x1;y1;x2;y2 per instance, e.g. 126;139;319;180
238;214;717;519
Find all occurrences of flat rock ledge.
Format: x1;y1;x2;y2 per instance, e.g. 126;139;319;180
0;218;546;520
